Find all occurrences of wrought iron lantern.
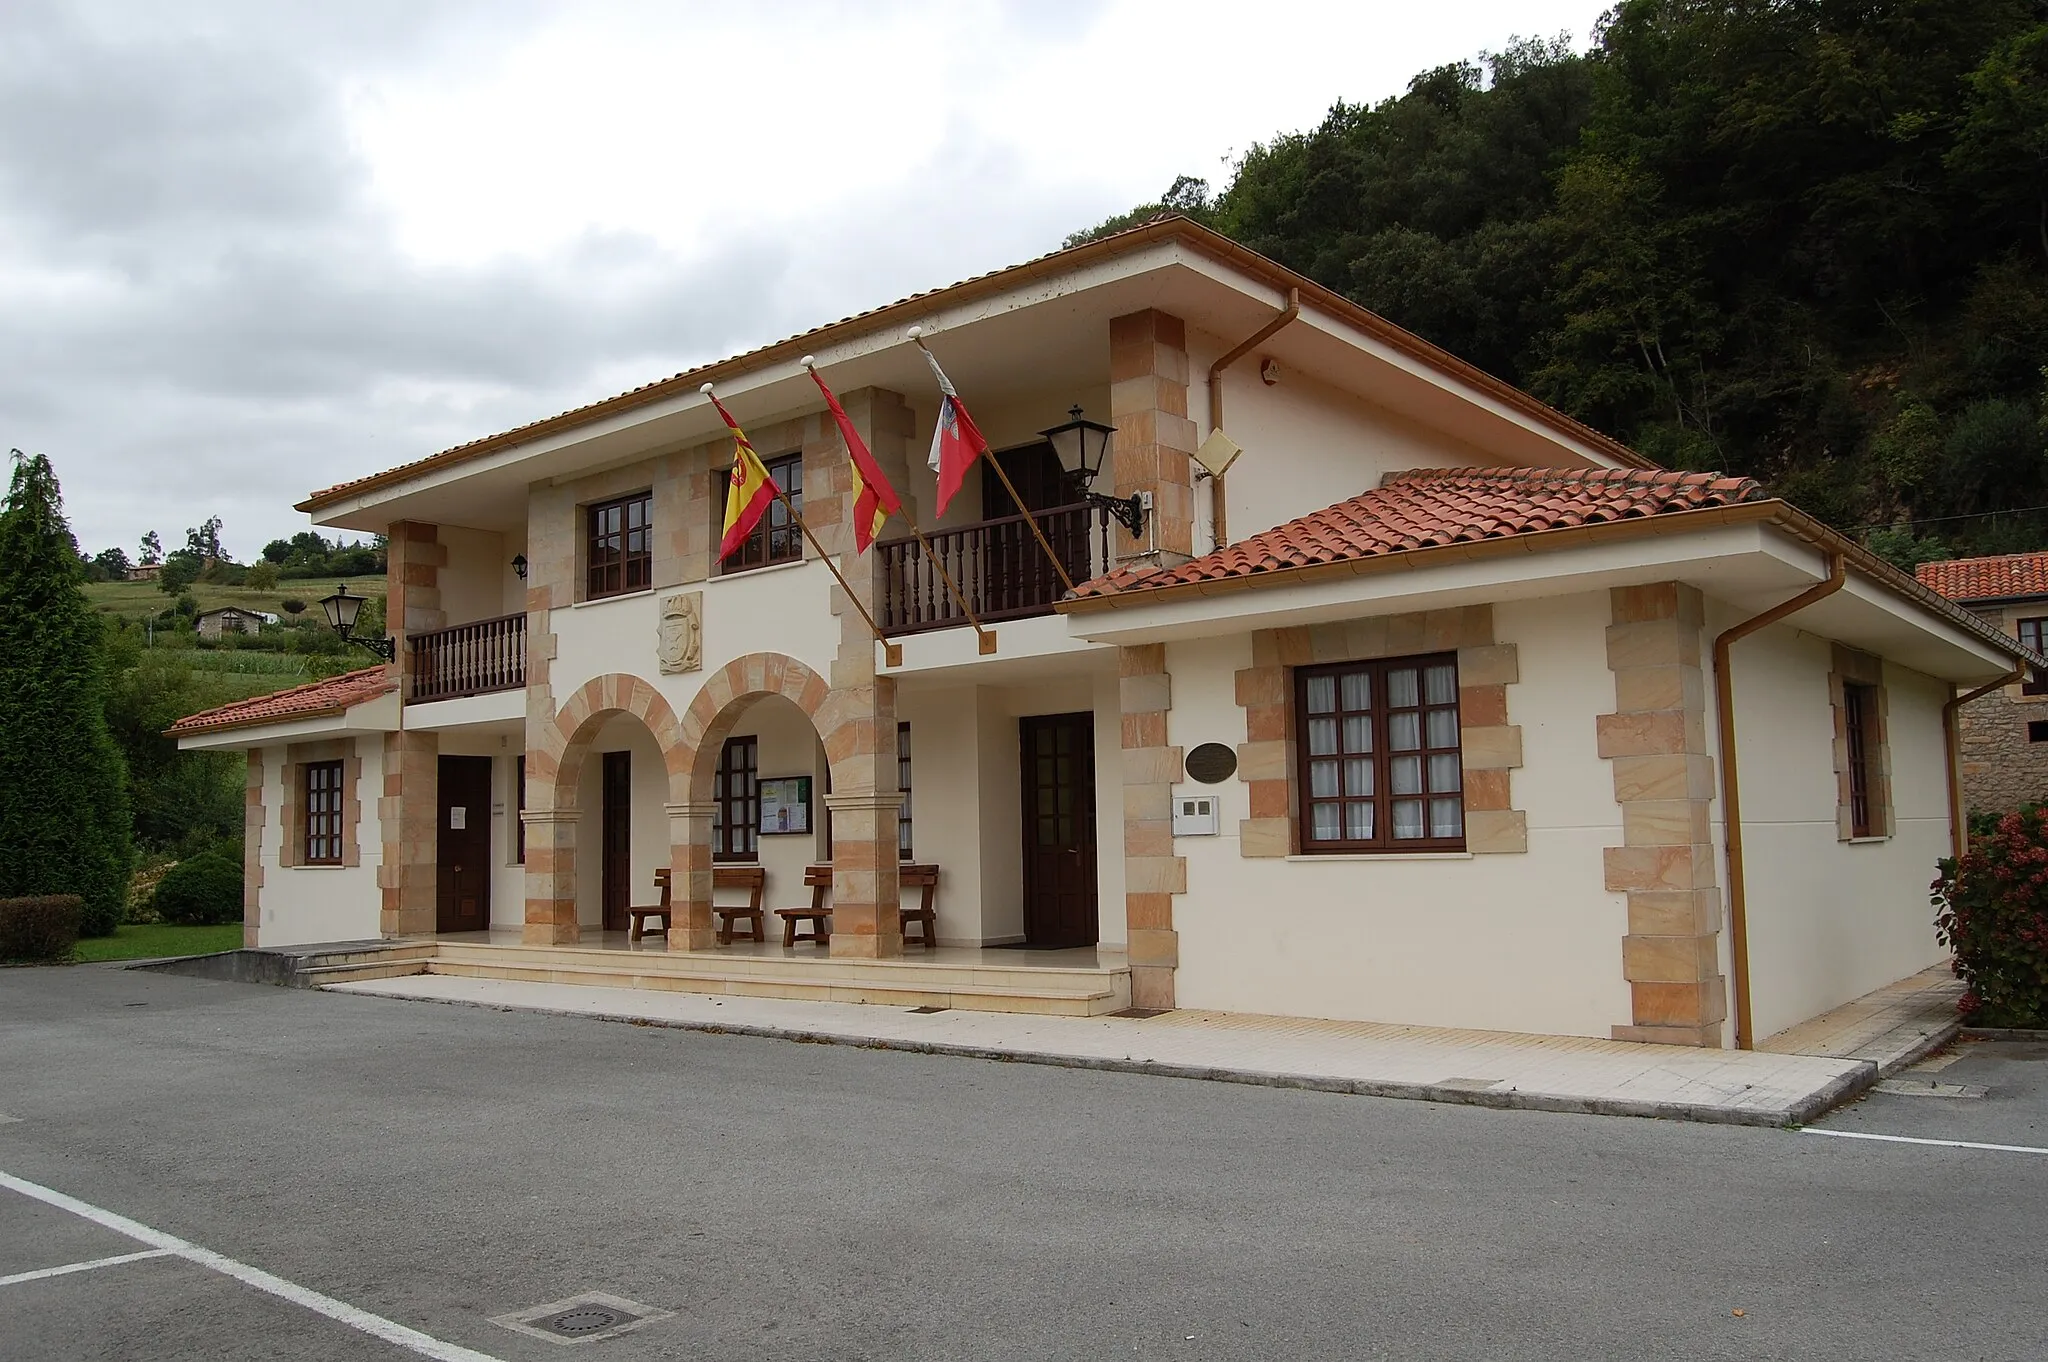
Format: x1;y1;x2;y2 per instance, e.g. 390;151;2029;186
318;583;395;660
511;553;528;580
1040;406;1145;537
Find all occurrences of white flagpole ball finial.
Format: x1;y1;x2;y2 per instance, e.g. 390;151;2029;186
699;382;716;396
905;325;923;341
799;355;816;370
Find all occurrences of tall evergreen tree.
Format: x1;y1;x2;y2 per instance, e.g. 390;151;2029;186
0;450;132;934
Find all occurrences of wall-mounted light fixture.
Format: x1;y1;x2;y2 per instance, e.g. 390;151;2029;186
317;583;395;661
511;554;528;580
1041;406;1146;537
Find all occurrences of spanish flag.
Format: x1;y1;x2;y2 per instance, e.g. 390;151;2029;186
807;363;902;553
710;391;776;561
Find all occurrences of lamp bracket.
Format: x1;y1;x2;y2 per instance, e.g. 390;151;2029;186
1085;490;1148;539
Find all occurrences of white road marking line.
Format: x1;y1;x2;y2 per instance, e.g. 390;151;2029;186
1803;1128;2048;1155
0;1249;174;1287
0;1169;508;1362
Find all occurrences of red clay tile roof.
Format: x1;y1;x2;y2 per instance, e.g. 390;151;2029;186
1069;466;1768;600
167;666;395;736
1915;552;2048;603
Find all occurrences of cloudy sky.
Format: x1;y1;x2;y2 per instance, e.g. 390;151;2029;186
3;0;1609;562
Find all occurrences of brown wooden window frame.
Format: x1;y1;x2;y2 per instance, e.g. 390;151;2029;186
717;453;803;574
897;721;913;861
1843;681;1880;838
586;491;653;600
2018;617;2048;695
304;760;345;866
712;735;759;863
1293;653;1466;854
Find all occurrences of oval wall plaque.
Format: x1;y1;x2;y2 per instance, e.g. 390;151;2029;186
1184;742;1238;784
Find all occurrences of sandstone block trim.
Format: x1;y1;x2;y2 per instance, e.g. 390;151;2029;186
1599;582;1725;1047
243;751;265;947
1234;607;1522;857
1120;643;1182;1009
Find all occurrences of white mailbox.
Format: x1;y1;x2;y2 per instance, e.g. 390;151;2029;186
1171;794;1220;837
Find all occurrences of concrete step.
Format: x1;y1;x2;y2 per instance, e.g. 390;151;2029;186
294;943;438;968
425;942;1123;995
297;959;432;986
418;956;1130;1016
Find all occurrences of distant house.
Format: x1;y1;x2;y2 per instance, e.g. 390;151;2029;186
126;563;162;582
195;607;278;641
1918;552;2048;813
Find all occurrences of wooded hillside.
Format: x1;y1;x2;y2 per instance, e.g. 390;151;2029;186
1073;0;2048;566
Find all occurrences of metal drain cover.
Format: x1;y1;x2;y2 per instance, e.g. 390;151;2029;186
493;1292;673;1346
546;1308;623;1335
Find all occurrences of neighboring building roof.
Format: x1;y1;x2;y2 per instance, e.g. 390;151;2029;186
1068;466;1767;600
1915;552;2048;604
167;666;394;736
197;607;278;622
296;215;1650;515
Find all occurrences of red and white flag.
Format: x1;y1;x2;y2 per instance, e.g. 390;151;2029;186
920;347;988;517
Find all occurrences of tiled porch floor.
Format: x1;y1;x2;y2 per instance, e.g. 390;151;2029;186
421;929;1121;972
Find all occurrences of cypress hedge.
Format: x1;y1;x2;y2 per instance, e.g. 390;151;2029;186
0;451;133;935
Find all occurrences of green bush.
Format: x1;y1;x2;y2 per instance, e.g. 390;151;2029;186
1933;806;2048;1027
0;896;82;962
152;851;244;926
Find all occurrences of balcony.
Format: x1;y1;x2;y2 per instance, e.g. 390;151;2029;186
878;502;1114;637
409;613;525;702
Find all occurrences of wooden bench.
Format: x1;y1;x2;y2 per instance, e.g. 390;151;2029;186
627;869;671;942
792;863;940;949
778;865;837;947
628;867;768;944
712;866;766;944
899;864;939;949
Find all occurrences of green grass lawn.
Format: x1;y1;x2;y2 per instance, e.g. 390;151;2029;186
73;922;244;962
85;573;386;624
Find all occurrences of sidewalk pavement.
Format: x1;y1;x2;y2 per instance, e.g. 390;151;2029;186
324;962;1965;1126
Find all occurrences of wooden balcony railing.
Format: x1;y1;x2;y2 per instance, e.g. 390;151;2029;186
409;613;525;702
878;502;1114;637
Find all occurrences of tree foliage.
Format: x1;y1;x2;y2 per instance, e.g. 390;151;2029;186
0;451;133;935
1071;2;2048;555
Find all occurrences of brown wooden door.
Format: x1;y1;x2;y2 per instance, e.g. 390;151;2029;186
982;442;1079;518
602;750;632;933
435;756;493;933
1019;713;1098;947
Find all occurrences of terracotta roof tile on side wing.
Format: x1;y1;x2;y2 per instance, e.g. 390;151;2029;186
1068;465;1768;599
167;666;395;736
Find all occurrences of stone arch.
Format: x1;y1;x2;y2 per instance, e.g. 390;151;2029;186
669;651;902;959
520;673;688;946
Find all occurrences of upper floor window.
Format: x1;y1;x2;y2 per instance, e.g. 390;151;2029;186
305;760;344;865
721;454;803;572
587;492;653;599
1295;655;1464;853
2018;617;2048;695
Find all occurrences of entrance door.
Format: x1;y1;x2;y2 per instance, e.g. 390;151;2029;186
1019;713;1098;947
982;442;1079;518
435;756;493;933
601;750;632;933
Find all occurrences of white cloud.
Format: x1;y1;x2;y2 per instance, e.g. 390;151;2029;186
4;0;1609;561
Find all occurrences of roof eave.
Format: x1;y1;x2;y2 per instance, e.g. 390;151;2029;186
296;216;1649;516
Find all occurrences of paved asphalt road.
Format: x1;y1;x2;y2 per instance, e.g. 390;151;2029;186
2;966;2043;1362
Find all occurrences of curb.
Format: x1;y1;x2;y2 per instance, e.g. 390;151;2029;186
1875;1020;1964;1077
327;983;1859;1129
1961;1026;2048;1043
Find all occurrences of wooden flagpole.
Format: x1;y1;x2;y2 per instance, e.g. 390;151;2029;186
802;357;996;656
701;383;901;667
908;329;1080;598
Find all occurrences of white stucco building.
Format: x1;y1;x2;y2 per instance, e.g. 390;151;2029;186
172;218;2036;1049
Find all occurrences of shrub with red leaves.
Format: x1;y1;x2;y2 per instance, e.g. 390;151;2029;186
1933;806;2048;1027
